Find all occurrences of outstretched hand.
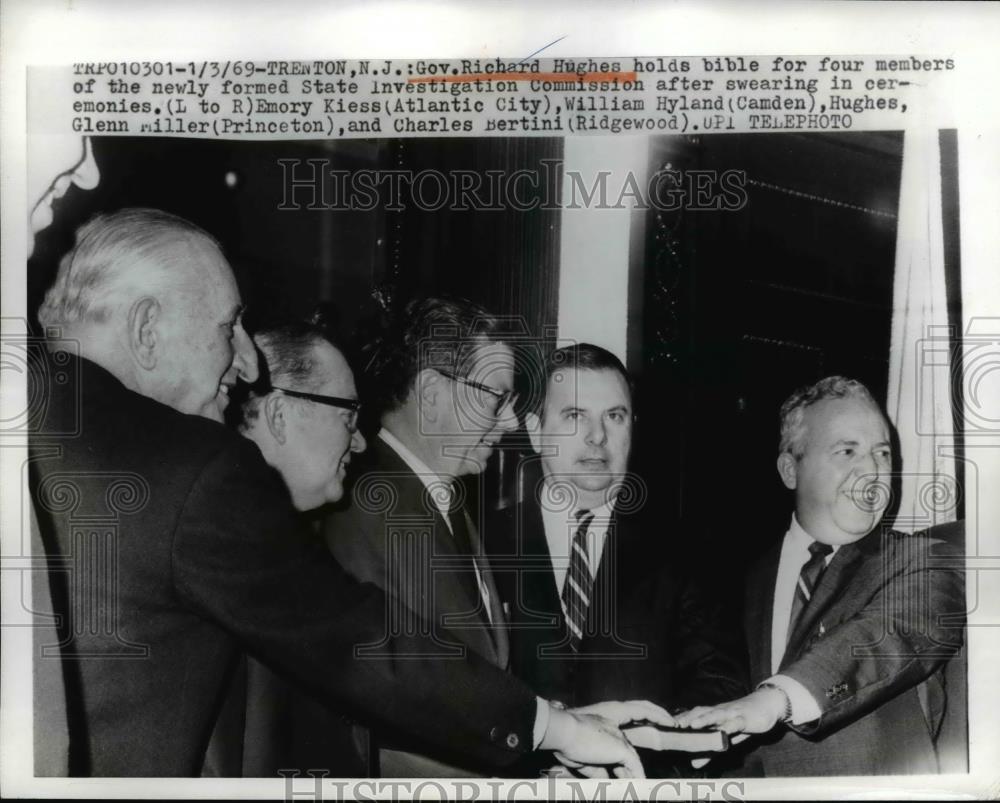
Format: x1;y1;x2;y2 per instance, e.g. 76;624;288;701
674;688;787;735
539;703;648;778
572;699;678;729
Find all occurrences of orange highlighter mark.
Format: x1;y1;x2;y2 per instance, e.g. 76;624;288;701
408;72;638;85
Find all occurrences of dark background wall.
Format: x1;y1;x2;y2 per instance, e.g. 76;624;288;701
632;132;961;589
28;132;961;588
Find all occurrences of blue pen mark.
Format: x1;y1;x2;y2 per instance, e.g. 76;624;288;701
519;35;567;66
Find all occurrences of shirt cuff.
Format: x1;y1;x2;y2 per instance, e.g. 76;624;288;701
533;696;551;749
763;675;821;725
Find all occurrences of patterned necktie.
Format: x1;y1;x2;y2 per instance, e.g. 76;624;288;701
786;541;834;646
562;509;596;652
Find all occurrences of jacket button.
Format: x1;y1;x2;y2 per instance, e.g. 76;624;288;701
489;727;501;743
506;733;520;749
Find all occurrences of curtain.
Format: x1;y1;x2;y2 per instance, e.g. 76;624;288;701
886;130;957;531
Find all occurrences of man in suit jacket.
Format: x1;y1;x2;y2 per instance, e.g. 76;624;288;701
679;376;965;776
322;297;521;776
203;321;369;776
27;208;652;777
28;133;101;776
485;344;747;774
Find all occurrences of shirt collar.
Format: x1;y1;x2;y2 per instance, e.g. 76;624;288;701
378;427;453;514
537;477;618;521
577;499;616;521
788;514;840;556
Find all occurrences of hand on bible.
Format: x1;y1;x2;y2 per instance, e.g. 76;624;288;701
571;699;678;729
675;687;788;735
540;701;660;778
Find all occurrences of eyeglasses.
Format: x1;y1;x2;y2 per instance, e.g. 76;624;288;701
435;369;518;416
270;386;361;433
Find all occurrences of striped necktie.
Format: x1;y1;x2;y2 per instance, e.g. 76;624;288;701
786;540;834;646
562;509;596;652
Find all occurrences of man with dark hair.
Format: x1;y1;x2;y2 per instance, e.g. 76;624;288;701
28;210;662;777
322;296;526;776
238;322;366;512
486;343;747;774
206;323;369;776
678;376;965;775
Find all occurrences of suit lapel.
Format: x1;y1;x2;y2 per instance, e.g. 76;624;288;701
747;545;780;683
782;538;868;667
585;512;625;653
511;496;571;671
371;439;499;664
582;513;648;661
464;507;509;668
518;495;565;623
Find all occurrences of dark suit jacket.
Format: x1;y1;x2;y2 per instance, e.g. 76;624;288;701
28;356;536;776
320;434;510;774
739;526;965;776
484;484;748;719
914;520;968;773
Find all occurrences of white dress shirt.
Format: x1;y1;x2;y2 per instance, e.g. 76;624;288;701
538;489;615;611
766;515;839;724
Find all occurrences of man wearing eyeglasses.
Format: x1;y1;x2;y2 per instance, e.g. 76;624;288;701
322;296;521;776
238;322;366;512
216;321;368;777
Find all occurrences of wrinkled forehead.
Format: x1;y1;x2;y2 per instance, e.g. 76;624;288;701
465;341;515;378
312;341;357;395
803;397;889;446
165;236;238;302
544;367;632;411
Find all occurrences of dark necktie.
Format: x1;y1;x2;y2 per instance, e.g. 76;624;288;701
786;541;834;646
445;497;480;601
562;509;596;652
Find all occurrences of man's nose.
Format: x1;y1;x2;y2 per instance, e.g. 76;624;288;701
496;401;519;434
857;450;882;479
586;418;608;446
232;325;259;383
351;428;367;454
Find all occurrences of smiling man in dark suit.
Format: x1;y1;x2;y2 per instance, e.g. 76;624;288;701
322;296;526;776
27;208;660;777
485;343;747;774
678;376;966;775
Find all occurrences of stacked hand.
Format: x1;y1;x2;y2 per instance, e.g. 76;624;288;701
539;699;677;778
675;687;788;735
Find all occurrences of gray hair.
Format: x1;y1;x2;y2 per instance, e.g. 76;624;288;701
779;375;879;457
37;208;222;330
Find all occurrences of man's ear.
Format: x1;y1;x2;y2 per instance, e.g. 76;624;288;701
777;452;798;490
417;368;440;424
127;297;160;370
525;411;543;454
263;394;287;444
